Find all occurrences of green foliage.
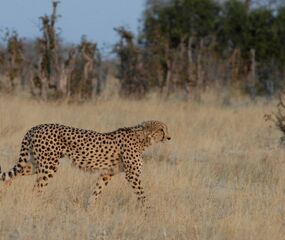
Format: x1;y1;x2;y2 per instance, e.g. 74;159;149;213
143;0;220;48
275;6;285;66
141;0;285;95
143;0;285;60
217;0;248;52
247;8;276;62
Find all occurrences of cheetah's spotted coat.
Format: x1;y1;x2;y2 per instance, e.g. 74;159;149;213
0;121;171;206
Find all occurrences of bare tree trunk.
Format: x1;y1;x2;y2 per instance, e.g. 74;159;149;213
64;48;76;98
80;41;96;99
59;68;68;96
29;72;37;97
231;48;240;83
38;1;60;95
244;0;251;13
194;39;205;101
248;48;256;101
40;74;49;101
187;36;195;95
160;45;174;97
91;62;98;99
173;36;187;97
50;1;60;90
165;58;173;97
6;72;14;92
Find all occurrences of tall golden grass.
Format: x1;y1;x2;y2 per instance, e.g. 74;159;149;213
0;94;284;240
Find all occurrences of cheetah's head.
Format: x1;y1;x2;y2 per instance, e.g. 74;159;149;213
142;120;171;145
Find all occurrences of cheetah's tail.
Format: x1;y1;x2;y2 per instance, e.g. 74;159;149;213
0;164;23;182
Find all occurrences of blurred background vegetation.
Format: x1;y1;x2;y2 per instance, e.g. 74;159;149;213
0;0;284;101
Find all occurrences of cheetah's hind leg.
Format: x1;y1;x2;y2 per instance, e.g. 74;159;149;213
21;162;36;177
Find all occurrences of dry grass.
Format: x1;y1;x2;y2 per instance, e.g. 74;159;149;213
0;94;285;240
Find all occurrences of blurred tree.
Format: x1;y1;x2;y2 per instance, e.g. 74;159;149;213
142;0;221;98
139;0;285;98
114;27;147;98
217;0;248;55
1;0;285;100
0;30;25;92
275;6;285;67
31;1;61;100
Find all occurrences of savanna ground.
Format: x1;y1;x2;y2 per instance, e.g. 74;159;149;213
0;93;285;240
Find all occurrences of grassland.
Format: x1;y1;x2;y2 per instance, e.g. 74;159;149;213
0;94;284;240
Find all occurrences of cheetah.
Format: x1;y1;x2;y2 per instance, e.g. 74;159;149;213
0;121;171;207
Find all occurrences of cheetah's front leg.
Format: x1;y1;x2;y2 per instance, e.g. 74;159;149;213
126;172;146;206
87;173;113;208
122;156;149;208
